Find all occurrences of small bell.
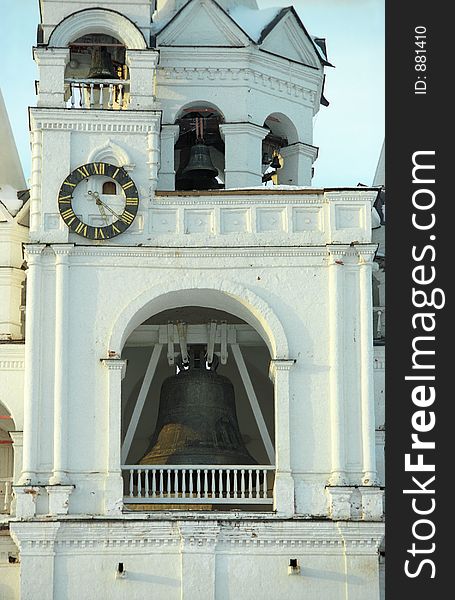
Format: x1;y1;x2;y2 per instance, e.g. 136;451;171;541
270;153;282;170
88;46;118;79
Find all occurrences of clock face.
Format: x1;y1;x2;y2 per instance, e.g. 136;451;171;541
58;162;139;239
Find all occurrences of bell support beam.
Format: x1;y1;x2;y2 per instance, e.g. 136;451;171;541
231;343;275;464
127;323;264;348
121;344;163;464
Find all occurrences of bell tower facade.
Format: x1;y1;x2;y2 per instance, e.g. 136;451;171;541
3;1;384;599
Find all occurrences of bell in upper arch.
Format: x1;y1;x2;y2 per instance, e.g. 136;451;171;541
177;144;219;191
88;46;118;79
140;346;256;466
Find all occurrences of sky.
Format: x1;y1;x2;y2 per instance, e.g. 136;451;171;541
0;0;384;188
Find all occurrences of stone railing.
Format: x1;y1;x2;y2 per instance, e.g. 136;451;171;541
122;464;275;506
65;78;129;110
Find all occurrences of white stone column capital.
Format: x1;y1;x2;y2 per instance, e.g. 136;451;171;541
161;123;180;142
358;250;378;266
33;46;70;67
52;244;74;259
125;49;160;69
24;244;46;265
9;430;23;445
280;142;319;161
102;358;128;379
219;122;269;141
268;358;296;382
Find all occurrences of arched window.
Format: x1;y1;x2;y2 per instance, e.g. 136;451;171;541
174;105;225;191
102;181;117;195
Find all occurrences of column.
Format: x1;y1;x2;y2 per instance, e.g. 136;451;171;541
219;122;268;188
359;253;377;485
33;48;69;108
102;358;127;515
279;142;319;186
49;245;72;485
327;248;347;486
269;359;295;517
19;245;45;484
126;50;159;109
157;124;180;191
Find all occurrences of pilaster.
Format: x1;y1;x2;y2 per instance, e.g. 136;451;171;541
102;358;127;515
19;244;46;484
126;50;160;110
220;122;268;188
358;251;378;485
33;47;69;108
279;142;318;186
49;245;73;486
269;358;296;517
158;124;180;190
327;247;348;485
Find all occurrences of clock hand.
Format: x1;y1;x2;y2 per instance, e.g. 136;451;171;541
88;190;122;222
95;196;122;221
96;200;109;226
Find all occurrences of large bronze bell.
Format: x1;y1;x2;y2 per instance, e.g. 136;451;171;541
177;144;219;191
140;347;256;466
88;46;118;79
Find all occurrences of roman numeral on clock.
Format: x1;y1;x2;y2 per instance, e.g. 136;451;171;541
118;211;135;225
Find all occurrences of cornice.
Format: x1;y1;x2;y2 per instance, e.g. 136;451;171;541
10;520;384;554
157;65;318;106
64;245;377;261
29;108;162;133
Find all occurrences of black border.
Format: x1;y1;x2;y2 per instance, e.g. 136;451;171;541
387;1;450;594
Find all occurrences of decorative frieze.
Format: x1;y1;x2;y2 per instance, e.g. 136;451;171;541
158;67;318;106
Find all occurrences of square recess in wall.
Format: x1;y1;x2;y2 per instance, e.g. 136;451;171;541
184;209;213;234
150;210;177;233
292;207;322;232
335;205;364;229
256;208;285;232
220;209;249;234
44;214;61;230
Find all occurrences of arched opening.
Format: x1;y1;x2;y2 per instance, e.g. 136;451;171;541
64;33;128;109
262;113;299;185
120;305;275;511
174;104;225;191
0;402;14;514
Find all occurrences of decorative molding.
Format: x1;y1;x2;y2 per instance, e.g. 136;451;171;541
30;108;161;134
0;359;25;370
66;247;376;260
48;9;147;49
87;139;132;166
158;66;318;106
10;520;384;555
